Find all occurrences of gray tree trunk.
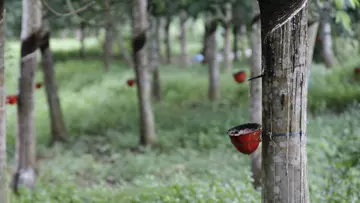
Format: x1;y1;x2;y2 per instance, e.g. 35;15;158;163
79;22;85;58
179;10;188;67
308;21;319;67
249;0;262;189
103;22;113;72
164;16;171;64
232;25;239;61
223;3;232;71
133;0;156;146
149;17;161;101
258;1;309;202
13;0;42;193
321;21;335;68
116;25;133;68
0;1;8;201
39;25;67;147
205;18;220;101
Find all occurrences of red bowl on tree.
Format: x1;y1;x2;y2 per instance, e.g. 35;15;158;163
233;71;246;83
227;123;261;155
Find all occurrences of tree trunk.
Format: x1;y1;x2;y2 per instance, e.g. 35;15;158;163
132;0;156;146
321;21;335;68
116;25;133;68
39;28;67;147
249;0;262;189
0;1;8;201
206;19;220;101
223;3;232;71
150;17;161;101
179;10;188;67
164;16;171;64
308;21;319;67
79;21;85;58
258;0;309;202
232;25;239;61
13;0;42;193
103;22;113;72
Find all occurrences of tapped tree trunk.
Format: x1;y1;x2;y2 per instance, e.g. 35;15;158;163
133;0;156;146
258;0;309;202
249;0;262;189
39;26;67;147
232;25;239;61
205;18;220;101
13;0;42;193
223;3;232;71
150;17;161;101
79;21;85;58
321;21;335;68
0;1;8;201
103;22;113;72
308;21;319;67
116;25;133;68
179;10;188;67
164;16;171;64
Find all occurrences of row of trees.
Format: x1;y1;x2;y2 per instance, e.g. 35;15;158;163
0;0;359;202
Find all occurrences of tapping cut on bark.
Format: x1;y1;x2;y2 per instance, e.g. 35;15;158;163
132;32;146;56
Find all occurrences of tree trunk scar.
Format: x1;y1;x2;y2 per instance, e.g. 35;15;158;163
132;32;146;62
259;0;307;42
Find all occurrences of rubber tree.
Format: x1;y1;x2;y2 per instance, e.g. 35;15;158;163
103;0;113;72
179;9;188;66
258;0;309;202
205;15;220;101
149;16;162;101
320;0;335;68
249;0;262;189
39;20;67;147
13;0;42;193
132;0;156;146
223;2;232;71
0;0;8;201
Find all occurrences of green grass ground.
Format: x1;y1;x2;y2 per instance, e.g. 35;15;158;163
4;38;360;202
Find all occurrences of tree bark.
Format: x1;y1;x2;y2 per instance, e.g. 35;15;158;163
149;17;161;101
321;21;335;68
249;0;262;190
206;18;220;101
13;0;42;193
179;10;188;67
223;3;232;71
103;22;113;72
0;1;8;201
116;25;133;68
308;21;319;67
258;0;309;202
232;25;239;61
132;0;156;146
79;21;85;58
39;27;67;147
164;16;171;64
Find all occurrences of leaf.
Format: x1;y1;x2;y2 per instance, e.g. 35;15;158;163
335;10;353;34
335;0;344;9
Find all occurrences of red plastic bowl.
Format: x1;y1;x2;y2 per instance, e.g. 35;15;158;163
35;82;42;89
126;79;135;87
354;67;360;74
233;71;246;83
6;95;18;105
227;123;261;155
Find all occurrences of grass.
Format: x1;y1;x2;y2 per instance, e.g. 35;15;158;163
3;38;360;202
